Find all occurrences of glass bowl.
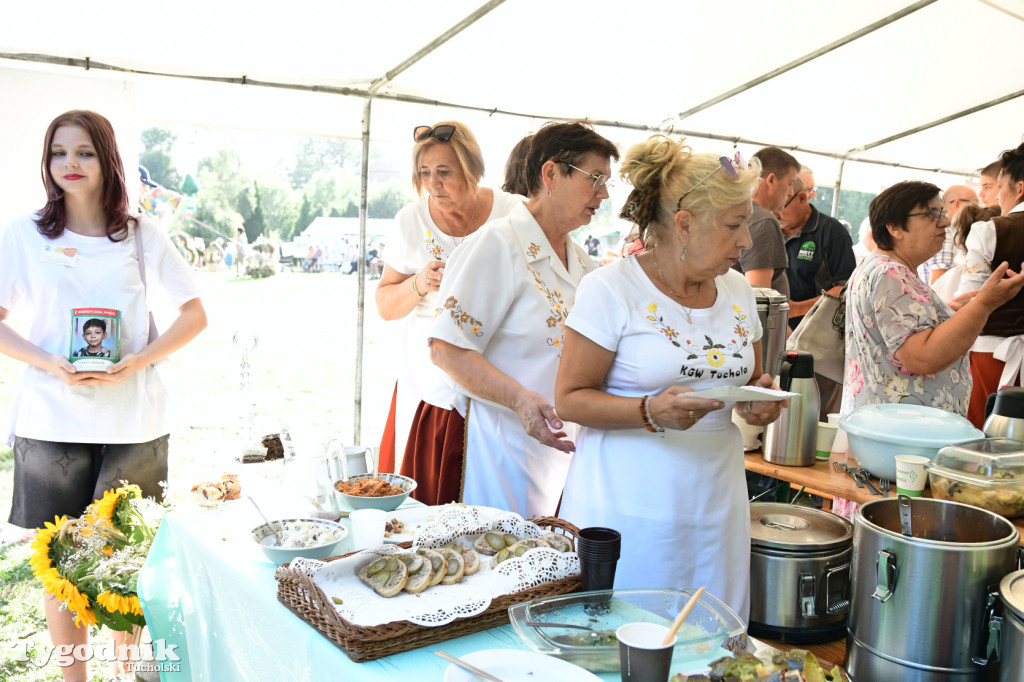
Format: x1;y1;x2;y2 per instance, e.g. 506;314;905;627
508;588;747;673
333;472;416;512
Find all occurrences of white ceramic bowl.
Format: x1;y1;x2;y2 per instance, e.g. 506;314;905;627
840;404;984;481
251;517;348;564
334;473;416;512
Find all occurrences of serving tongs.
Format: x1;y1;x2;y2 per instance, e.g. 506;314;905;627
854;468;882;495
832;461;864;488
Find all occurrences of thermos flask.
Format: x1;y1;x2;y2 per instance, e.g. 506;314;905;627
762;350;819;467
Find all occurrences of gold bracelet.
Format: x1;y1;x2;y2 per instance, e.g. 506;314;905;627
411;273;425;297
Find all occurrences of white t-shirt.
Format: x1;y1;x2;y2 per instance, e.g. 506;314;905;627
560;257;762;619
0;213;201;445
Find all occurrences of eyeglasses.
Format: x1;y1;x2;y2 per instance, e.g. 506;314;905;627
783;189;804;209
565;163;614;191
676;152;746;211
413;124;457;142
906;209;949;222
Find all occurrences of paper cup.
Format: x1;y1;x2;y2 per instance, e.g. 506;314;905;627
827;412;848;455
348;508;386;550
894;454;930;497
617;622;676;682
815;422;838;460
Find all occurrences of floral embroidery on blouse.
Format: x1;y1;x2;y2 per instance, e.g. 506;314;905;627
438;296;484;336
527;264;567;352
527;242;541;258
645;303;680;347
423;229;445;261
681;335;730;366
732;304;751;346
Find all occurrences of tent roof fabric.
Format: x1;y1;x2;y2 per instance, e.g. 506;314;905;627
2;0;1023;178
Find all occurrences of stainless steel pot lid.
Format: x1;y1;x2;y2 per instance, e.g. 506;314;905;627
749;502;853;551
1000;569;1024;621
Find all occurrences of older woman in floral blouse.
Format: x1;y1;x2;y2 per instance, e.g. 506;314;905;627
841;181;1024;416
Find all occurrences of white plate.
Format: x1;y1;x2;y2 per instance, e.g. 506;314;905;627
383;504;502;544
685;386;795;402
443;649;602;682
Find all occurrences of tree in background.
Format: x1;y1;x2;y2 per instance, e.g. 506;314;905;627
140;128;182;191
288;138;360;189
192;149;247;239
812;188;876;243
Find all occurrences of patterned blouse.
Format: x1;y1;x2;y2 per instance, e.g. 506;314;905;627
841;252;971;416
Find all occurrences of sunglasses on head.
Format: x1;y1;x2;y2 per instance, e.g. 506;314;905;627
676;152;747;211
413;124;457;143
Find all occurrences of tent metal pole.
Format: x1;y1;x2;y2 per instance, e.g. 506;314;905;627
667;0;938;122
831;158;846;219
354;97;372;445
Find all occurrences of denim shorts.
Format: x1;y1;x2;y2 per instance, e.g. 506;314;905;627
8;435;169;529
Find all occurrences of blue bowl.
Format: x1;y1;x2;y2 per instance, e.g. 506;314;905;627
333;472;416;512
251;517;348;564
840;404;983;481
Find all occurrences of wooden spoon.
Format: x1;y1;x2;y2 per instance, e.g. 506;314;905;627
662;586;705;645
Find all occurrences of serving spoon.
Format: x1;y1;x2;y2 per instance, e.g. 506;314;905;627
247;496;283;547
663;586;705;645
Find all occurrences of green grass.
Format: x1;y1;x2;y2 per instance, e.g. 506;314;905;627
0;268;396;680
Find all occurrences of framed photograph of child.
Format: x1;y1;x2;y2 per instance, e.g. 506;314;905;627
69;308;121;370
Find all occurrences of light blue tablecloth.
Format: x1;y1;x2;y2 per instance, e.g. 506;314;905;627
138;501;639;681
138;500;730;681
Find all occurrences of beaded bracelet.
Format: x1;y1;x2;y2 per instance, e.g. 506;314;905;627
411;273;425;298
639;395;665;433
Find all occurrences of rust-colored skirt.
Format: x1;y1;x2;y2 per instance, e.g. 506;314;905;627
968;351;1021;429
378;383;398;473
399;400;466;506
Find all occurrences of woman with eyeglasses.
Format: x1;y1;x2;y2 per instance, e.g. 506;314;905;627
841;180;1024;418
955;142;1024;428
554;135;782;620
374;121;521;492
426;121;617;517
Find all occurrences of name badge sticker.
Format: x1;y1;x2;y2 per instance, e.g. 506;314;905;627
40;245;78;267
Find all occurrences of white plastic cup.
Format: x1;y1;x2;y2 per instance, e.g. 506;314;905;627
815;422;838;460
895;454;930;497
827;412;848;455
348;508;386;550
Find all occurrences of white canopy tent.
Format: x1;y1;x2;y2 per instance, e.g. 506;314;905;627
3;0;1023;439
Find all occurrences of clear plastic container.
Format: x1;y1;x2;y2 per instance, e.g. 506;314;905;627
928;437;1024;518
508;588;747;673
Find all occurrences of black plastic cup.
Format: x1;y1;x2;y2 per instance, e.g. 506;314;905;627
617;622;676;682
577;527;621;614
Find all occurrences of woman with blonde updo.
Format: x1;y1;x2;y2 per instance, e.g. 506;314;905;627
555;135;784;620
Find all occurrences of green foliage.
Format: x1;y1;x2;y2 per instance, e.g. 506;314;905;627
139;128;182;191
368;182;414;219
812;188;876;243
288;137;360;189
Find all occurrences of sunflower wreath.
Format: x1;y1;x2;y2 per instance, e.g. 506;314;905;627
30;484;168;631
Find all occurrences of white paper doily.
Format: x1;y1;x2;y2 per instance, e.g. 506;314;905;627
292;508;580;628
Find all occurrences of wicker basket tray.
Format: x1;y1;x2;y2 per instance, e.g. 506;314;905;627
275;515;582;662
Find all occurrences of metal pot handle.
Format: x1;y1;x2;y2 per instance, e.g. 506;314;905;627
871;549;898;603
825;563;851;615
972;589;1003;666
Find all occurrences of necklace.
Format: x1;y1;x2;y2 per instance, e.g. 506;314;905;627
652;246;701;323
436;191;481;246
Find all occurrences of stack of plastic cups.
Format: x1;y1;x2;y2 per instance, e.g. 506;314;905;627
577;527;621;614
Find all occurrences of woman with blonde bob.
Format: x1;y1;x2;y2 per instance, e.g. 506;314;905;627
555;135;784;620
375;121;521;488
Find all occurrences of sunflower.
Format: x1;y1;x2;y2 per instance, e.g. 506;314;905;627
97;591;144;617
47;571;95;628
29;516;64;577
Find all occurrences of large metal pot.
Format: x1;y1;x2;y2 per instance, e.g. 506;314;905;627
999;570;1024;682
846;497;1020;681
753;287;789;375
748;503;852;643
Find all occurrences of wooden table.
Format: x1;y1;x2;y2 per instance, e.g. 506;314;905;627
744;450;1024;544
